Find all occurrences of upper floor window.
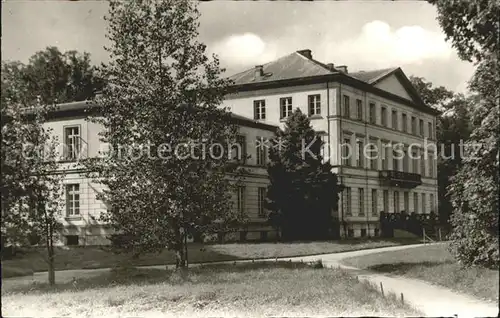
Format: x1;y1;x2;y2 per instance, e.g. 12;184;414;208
256;137;267;166
391;110;398;130
253;100;266;120
419;119;424;137
342;135;351;166
66;184;80;216
382;143;389;170
428;122;433;139
411;116;416;134
308;94;321;116
231;135;247;164
356;138;364;168
343;95;350;118
64;126;81;161
393;149;400;171
402;113;408;132
280;97;293;119
369;103;376;124
381;106;387;127
356;99;363;121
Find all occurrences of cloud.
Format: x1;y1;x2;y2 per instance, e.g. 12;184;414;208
209;33;278;68
321;20;453;70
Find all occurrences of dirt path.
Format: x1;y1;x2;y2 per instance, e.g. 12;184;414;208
3;243;498;317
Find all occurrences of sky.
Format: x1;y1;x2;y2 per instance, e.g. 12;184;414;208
2;1;475;93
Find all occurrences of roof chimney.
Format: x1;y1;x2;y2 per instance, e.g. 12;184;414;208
254;65;263;79
326;63;335;71
336;65;348;74
297;49;312;59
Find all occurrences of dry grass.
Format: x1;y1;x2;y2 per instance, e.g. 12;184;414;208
2;262;420;317
342;243;499;303
1;238;419;278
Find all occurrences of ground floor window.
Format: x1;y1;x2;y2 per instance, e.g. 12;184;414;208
66;235;79;246
374;228;380;236
360;228;367;237
347;228;354;237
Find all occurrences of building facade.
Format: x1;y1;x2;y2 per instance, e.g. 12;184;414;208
44;101;278;245
221;49;439;238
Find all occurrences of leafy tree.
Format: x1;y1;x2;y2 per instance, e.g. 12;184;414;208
266;109;341;241
1;89;63;285
409;76;454;110
429;0;499;63
3;47;103;106
429;0;499;268
85;0;242;268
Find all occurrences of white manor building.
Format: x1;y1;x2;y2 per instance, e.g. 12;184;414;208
41;49;439;245
222;49;439;238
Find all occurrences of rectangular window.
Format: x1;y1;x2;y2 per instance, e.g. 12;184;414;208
429;152;434;177
412;150;418;173
356;99;363;121
258;187;267;218
414;193;419;214
236;186;246;214
360;228;367;237
372;189;378;216
347;228;354;237
393;191;400;213
403;147;409;172
421;149;426;177
411;116;416;134
280;97;293;119
256;137;267;166
430;193;435;212
402;113;408;132
64;126;81;161
66;235;79;246
422;193;426;214
428;122;433;139
393;149;400;171
369;102;376;124
343;95;350;118
232;135;247;164
419;119;424;137
404;191;409;213
383;190;389;213
344;187;352;216
253;100;266;120
369;139;378;170
392;110;398;130
356;138;364;168
382;143;389;170
308;94;321;116
359;188;365;216
342;136;351;166
66;184;80;216
381;106;387;126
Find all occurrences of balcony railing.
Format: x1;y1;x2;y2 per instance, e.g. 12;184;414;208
378;170;422;188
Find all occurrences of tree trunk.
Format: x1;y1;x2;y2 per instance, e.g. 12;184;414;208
174;225;186;269
47;232;55;286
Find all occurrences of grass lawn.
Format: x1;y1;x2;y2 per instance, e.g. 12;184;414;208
1;238;419;278
2;262;420;317
342;243;499;303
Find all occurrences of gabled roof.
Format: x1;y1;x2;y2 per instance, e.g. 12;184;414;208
226;50;439;116
228;51;337;85
349;68;398;84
